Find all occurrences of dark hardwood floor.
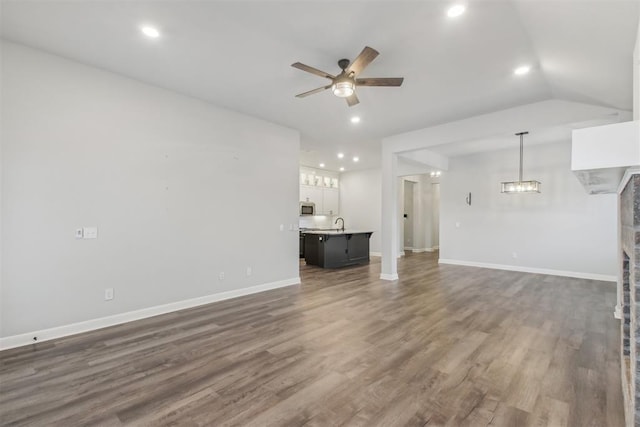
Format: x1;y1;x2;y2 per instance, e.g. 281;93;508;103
0;252;623;426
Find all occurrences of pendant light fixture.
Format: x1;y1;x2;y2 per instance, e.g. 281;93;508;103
501;131;541;193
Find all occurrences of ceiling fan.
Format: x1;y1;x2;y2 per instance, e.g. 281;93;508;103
291;46;404;107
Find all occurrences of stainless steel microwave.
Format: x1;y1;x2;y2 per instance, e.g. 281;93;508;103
300;201;315;216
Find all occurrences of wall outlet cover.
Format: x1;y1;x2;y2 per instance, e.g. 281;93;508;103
83;227;98;239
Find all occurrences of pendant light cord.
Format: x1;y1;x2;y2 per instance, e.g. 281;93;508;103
516;131;528;182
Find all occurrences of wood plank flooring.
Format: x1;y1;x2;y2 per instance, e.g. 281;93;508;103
0;252;623;426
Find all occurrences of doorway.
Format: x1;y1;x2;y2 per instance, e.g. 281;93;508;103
403;180;415;250
431;182;440;250
399;175;440;254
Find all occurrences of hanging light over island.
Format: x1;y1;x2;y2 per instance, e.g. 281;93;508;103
501;131;541;193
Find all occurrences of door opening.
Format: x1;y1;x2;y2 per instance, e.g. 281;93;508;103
431;182;440;250
403;180;415;250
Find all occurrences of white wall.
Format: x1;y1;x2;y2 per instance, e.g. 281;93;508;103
380;101;628;279
439;140;617;278
339;168;381;254
634;21;639;120
1;42;300;340
431;182;440;248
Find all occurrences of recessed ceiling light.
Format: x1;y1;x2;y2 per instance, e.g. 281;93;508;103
141;26;160;38
447;4;466;18
350;116;361;124
514;65;531;76
337;153;344;159
319;163;325;168
339;167;345;172
353;156;359;162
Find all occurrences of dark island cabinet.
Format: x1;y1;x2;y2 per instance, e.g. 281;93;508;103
304;232;373;268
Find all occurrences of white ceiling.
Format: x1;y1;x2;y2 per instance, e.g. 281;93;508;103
1;0;638;172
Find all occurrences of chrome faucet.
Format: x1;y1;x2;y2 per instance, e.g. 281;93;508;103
335;217;345;232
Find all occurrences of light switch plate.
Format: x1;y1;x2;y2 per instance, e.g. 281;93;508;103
83;227;98;239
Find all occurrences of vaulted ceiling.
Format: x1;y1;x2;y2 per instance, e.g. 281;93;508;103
1;1;638;171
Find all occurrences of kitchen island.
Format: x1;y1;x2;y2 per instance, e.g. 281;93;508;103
303;230;374;268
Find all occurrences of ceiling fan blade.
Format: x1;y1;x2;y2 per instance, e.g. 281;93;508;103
356;77;404;87
295;85;331;98
346;93;359;107
346;46;379;76
291;62;335;80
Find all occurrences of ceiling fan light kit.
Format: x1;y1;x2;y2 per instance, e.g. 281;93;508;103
332;78;355;98
501;131;541;194
292;46;404;107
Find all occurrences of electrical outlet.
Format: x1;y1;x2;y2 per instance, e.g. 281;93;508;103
83;227;98;239
75;228;84;239
246;267;252;276
279;224;284;232
104;288;114;301
219;272;225;281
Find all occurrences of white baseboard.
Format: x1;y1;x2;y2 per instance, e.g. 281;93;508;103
404;246;414;251
370;251;382;257
0;277;301;351
614;304;622;320
380;273;399;281
412;248;435;253
437;259;616;282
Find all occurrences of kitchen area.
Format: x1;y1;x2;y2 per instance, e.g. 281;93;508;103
299;166;374;269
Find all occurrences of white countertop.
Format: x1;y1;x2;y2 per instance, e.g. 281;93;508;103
301;229;374;235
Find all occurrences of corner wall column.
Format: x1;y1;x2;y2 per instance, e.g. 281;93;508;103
381;149;399;280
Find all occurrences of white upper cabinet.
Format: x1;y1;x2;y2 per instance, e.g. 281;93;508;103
300;185;323;205
300;166;340;216
323;188;339;216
